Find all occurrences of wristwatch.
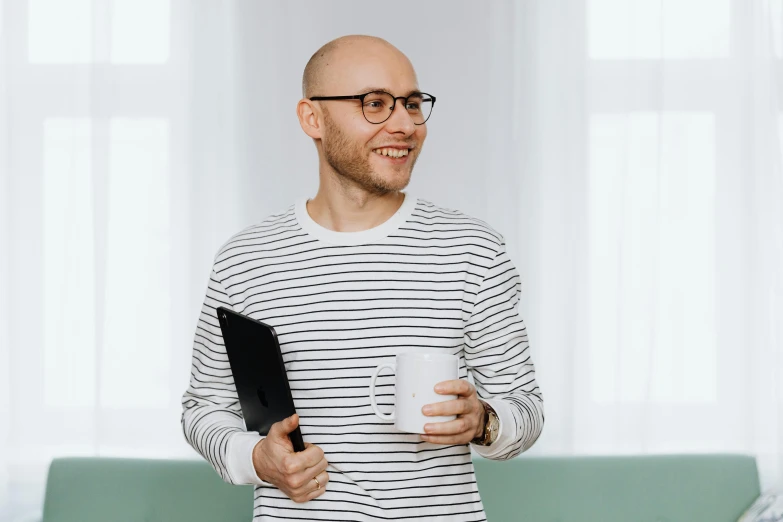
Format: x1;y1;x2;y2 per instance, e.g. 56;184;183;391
471;400;499;446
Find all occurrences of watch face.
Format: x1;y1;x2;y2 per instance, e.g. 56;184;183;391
488;412;500;442
473;402;500;446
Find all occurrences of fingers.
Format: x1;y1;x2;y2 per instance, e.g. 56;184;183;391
268;415;298;445
421;413;480;445
297;455;329;484
279;444;326;475
310;470;329;491
315;470;330;489
420;381;482;447
422;416;473;437
283;461;327;492
422;398;473;417
272;413;299;435
258;432;330;504
279;453;329;501
299;443;326;469
290;470;330;503
433;379;474;397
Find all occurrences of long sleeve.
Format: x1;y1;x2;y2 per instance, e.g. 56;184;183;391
464;240;544;459
180;268;266;485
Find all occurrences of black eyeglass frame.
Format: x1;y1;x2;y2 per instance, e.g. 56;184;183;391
309;91;436;125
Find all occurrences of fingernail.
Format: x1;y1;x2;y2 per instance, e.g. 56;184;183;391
422;405;432;415
423;424;432;433
434;385;443;393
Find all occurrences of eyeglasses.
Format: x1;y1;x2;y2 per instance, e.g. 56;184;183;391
309;90;436;125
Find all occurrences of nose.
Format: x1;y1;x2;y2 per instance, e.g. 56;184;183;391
384;99;416;135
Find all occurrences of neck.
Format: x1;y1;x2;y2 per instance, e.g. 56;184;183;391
306;181;406;233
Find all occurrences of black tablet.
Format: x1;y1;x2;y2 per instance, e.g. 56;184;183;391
216;307;305;452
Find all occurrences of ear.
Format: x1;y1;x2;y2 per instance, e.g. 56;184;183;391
297;99;323;140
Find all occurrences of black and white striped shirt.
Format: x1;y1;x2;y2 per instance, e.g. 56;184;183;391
181;193;544;521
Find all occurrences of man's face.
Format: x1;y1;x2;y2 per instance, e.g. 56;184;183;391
316;45;428;195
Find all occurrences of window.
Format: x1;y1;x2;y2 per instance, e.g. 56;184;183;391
28;0;170;63
111;0;170;63
101;119;171;408
585;0;730;405
7;0;188;462
589;112;716;403
43;119;96;408
588;0;730;59
28;0;92;63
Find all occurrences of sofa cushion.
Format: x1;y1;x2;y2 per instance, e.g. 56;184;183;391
473;454;760;522
42;454;761;522
42;457;251;522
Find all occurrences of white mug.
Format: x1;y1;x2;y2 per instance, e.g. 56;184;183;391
369;352;459;434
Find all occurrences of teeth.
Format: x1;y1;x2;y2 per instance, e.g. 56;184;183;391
373;148;409;158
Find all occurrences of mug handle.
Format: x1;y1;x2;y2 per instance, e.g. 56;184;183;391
369;362;396;421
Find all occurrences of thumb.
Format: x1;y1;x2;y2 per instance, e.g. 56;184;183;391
271;413;299;438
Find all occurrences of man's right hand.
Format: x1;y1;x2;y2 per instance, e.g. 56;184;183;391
252;414;329;503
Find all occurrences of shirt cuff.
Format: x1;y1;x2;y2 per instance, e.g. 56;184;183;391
226;431;266;485
471;398;515;459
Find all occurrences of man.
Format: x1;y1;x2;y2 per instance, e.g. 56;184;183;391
181;35;544;521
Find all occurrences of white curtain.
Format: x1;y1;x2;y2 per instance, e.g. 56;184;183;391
1;0;782;520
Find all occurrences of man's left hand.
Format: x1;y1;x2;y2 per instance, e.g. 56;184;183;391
420;379;485;445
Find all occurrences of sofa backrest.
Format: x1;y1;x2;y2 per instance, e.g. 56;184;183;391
42;454;760;522
42;457;251;522
474;454;760;522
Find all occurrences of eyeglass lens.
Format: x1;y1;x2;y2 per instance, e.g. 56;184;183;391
362;91;433;124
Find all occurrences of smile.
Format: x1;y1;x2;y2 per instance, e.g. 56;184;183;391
372;147;410;158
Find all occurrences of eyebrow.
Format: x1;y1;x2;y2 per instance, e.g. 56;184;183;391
358;87;422;97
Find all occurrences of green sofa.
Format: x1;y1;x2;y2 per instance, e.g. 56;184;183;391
41;454;760;521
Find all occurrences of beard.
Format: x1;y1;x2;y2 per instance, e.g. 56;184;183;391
321;112;417;195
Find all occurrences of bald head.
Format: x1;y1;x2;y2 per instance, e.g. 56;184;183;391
296;35;427;196
302;35;414;98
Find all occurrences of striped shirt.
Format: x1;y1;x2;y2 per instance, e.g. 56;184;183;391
181;193;544;521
